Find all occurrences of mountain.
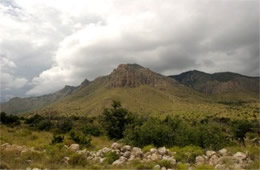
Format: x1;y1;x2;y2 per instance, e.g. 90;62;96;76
31;64;210;117
170;70;260;100
0;85;78;114
1;64;259;119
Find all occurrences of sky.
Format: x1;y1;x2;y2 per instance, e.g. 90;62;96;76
0;0;259;102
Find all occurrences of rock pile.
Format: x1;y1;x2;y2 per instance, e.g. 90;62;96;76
195;149;252;170
1;143;41;154
69;142;176;167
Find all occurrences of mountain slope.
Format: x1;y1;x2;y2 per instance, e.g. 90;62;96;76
0;85;79;114
170;70;260;100
37;64;213;117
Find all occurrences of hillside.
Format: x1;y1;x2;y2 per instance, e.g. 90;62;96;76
0;85;78;114
1;64;259;119
170;70;260;100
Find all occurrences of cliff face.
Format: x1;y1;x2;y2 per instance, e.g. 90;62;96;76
109;64;176;88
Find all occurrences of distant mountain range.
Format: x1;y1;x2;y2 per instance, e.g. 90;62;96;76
0;64;259;118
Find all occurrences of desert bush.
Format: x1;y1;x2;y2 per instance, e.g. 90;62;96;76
51;135;64;144
170;146;203;163
82;123;101;136
135;162;155;169
142;145;155;153
69;153;88;167
56;119;73;133
0;112;20;125
103;151;119;164
25;114;43;126
124;118;173;147
158;160;173;168
37;120;52;131
70;131;91;147
99;100;134;139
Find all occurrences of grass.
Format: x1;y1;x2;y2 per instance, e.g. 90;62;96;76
0;124;52;149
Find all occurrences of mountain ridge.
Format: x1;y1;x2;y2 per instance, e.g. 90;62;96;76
0;64;259;116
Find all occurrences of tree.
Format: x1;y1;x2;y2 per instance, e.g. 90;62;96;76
99;100;133;139
233;120;252;146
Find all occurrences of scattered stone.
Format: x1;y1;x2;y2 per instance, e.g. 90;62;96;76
151;153;160;161
122;145;131;152
206;150;216;158
77;149;87;154
195;156;205;165
154;164;160;169
123;151;131;158
233;152;247;160
218;148;227;156
111;143;121;150
112;159;124;166
161;167;167;170
209;155;219;165
69;144;79;152
158;147;167;155
150;148;157;153
32;168;41;170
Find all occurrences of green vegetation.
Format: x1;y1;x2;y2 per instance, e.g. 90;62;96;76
170;146;203;163
103;151;120;164
0;100;259;169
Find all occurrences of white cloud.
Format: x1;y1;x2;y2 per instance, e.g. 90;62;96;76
0;0;259;98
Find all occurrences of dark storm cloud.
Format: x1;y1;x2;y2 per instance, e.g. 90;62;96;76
0;0;259;100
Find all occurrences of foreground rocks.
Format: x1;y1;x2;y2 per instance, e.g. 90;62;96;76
1;142;253;170
195;149;252;170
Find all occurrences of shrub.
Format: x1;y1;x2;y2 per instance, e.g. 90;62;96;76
104;151;120;164
99;100;134;139
232;120;252;145
82;123;101;136
37;120;52;131
70;131;91;147
51;135;64;144
69;153;88;167
158;160;173;169
0;112;20;125
170;146;203;163
135;162;155;169
25;114;43;126
124;118;174;147
142;145;155;153
57;119;73;133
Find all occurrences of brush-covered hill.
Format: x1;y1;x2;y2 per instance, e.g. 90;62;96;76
170;70;260;100
0;85;78;114
37;64;211;117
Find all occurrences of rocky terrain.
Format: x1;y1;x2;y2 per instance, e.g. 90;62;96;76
1;142;253;170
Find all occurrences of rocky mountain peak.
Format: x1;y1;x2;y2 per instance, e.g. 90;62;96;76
109;64;172;88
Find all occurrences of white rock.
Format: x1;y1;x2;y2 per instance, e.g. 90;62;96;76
151;153;161;161
218;148;227;156
150;148;157;153
233;152;247;160
154;164;160;170
99;158;106;164
32;168;40;170
132;147;143;157
77;149;87;154
206;150;216;158
69;144;79;152
112;159;124;166
111;143;121;150
209;155;219;165
158;147;167;155
123;151;131;158
161;167;167;170
122;145;131;152
195;156;205;165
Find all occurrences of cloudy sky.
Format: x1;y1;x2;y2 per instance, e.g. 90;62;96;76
0;0;259;102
